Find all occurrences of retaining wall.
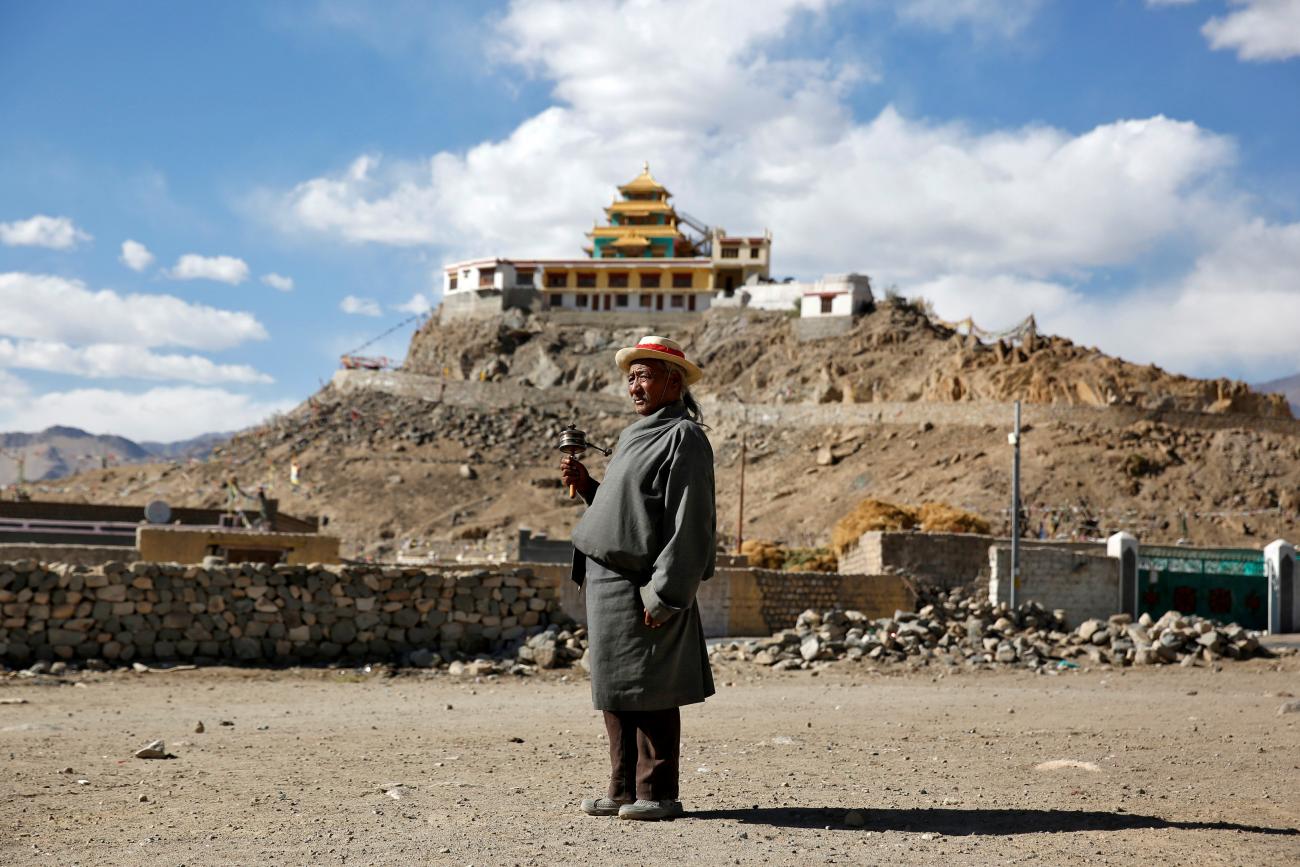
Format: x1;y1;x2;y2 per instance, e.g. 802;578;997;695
0;560;565;665
332;370;1300;436
988;545;1120;624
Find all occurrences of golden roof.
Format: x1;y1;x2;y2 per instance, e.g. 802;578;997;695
618;162;669;195
610;235;651;247
588;225;683;239
606;199;673;214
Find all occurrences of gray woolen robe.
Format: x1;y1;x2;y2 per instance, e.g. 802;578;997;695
570;400;716;711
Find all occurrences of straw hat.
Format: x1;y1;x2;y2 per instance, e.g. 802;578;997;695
614;335;703;385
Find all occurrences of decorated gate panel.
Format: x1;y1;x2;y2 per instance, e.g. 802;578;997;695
1137;547;1267;630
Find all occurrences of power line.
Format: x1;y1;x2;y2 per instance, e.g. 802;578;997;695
344;311;430;357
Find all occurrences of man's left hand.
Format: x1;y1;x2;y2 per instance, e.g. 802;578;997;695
643;609;663;629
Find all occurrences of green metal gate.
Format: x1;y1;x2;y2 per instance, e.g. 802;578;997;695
1137;546;1267;630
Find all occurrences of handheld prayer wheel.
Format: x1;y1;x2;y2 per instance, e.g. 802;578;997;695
556;424;610;499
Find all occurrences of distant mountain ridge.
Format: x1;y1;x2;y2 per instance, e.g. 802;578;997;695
0;426;229;486
1253;373;1300;418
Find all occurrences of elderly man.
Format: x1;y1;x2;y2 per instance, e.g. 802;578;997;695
560;335;716;821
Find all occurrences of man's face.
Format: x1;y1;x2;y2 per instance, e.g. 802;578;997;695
627;361;681;416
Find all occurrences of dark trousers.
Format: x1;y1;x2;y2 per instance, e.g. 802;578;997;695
603;708;681;802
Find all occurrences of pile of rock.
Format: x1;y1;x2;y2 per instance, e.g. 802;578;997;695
709;587;1274;670
405;623;589;676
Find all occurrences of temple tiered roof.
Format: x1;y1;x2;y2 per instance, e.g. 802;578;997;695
586;163;697;259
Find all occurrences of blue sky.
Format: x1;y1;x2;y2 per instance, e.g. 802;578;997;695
2;0;1299;440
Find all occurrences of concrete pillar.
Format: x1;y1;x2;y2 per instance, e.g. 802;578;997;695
1107;532;1139;618
1263;540;1296;635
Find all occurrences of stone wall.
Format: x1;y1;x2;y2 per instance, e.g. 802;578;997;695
0;560;566;665
557;565;913;637
839;531;1106;591
794;316;855;342
333;369;1300;437
988;545;1120;624
516;529;573;565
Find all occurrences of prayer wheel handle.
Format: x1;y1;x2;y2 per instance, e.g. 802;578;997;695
555;424;610;499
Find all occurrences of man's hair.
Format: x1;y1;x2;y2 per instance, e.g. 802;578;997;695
637;358;706;426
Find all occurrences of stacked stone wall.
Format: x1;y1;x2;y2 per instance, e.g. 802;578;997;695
0;560;565;665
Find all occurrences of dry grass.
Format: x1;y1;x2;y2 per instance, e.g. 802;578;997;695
916;501;991;535
832;498;989;553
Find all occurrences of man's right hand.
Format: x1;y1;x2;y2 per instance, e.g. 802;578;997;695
560;455;591;497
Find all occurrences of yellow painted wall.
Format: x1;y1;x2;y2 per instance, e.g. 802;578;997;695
136;527;341;565
543;266;714;292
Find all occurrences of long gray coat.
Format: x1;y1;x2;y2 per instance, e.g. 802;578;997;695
570;401;716;711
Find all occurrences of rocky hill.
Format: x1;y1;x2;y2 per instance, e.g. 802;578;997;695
26;300;1300;561
404;300;1290;417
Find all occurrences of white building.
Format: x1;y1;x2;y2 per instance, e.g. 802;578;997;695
799;273;874;318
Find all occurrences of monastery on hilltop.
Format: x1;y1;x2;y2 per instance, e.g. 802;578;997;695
440;164;871;323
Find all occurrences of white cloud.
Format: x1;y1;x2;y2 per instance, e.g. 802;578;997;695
907;274;1082;332
1069;220;1300;377
393;293;432;314
119;239;155;272
0;338;272;385
0;215;92;249
1203;0;1300;61
893;0;1043;36
0;375;295;441
273;0;1297;377
169;253;250;285
0;272;267;351
261;272;294;291
340;294;381;316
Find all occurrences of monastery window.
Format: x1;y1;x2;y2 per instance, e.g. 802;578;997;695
670;294;685;308
546;292;562;308
720;247;739;259
639;293;652;307
575;293;589;308
639;272;662;289
479;267;495;288
750;247;762;259
821;296;834;315
672;273;692;289
546;272;567;289
609;273;629;288
615;293;629;307
449;275;458;290
516;269;535;286
577;273;597;288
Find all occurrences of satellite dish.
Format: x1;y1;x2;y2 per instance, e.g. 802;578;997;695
144;500;172;524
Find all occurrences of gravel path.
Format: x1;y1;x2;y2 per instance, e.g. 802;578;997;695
2;658;1297;865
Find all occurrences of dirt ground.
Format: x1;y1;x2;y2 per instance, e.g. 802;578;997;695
2;657;1298;866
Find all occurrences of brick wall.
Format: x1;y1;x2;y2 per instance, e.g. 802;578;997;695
988;545;1120;624
555;565;913;637
0;560;566;665
839;531;997;588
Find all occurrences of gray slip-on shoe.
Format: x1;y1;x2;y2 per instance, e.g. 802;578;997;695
617;799;684;821
580;796;630;816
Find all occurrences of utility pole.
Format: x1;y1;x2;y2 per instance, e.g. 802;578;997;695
1009;400;1022;609
736;428;746;555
